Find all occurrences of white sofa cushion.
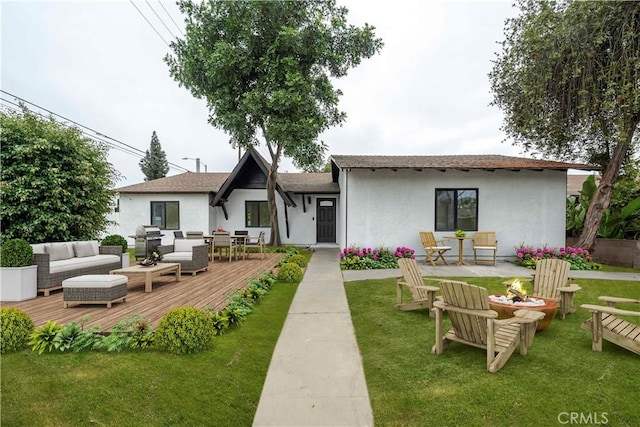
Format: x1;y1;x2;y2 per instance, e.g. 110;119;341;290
63;274;128;288
50;254;120;274
46;242;74;261
74;241;98;257
174;239;205;252
161;252;193;262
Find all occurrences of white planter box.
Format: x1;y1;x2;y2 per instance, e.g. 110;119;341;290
0;265;38;301
122;253;130;268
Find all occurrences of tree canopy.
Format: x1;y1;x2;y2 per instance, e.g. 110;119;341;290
166;0;383;245
490;0;640;250
0;107;118;243
139;130;169;181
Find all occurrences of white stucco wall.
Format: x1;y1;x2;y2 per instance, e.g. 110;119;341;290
278;193;339;245
118;193;216;246
214;189;338;245
338;168;567;259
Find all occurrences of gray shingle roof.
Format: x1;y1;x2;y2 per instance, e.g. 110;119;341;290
330;154;597;171
279;173;339;193
117;171;338;194
117;172;229;193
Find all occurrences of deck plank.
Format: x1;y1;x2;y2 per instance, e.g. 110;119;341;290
1;254;281;332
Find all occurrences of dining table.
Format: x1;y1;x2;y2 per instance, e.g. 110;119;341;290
204;234;253;260
444;235;473;266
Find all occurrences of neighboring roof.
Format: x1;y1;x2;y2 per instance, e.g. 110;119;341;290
567;174;599;196
117;172;229;193
330;154;598;171
279;173;339;193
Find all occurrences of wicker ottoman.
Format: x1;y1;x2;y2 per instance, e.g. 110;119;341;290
63;275;128;308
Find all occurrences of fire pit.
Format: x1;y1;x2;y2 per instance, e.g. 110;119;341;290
488;278;558;332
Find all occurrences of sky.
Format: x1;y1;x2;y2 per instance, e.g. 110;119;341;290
1;0;532;187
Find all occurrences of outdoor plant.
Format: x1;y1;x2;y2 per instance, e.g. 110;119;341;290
514;244;600;270
100;234;128;252
99;314;154;352
155;306;215;354
53;321;101;352
0;238;34;267
29;320;63;354
0;307;34;353
286;254;308;268
207;310;230;336
274;246;300;254
277;262;304;282
339;246;416;270
395;247;415;259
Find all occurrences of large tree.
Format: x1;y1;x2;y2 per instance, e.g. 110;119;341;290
139;130;169;181
166;0;383;245
489;0;640;251
0;107;118;243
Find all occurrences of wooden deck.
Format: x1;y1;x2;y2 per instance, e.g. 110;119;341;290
0;254;282;332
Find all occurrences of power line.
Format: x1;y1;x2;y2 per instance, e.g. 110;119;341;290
157;0;184;37
1;98;144;160
145;0;177;40
129;0;169;47
0;91;190;173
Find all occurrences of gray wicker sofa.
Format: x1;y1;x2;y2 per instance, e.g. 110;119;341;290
158;239;209;275
31;241;123;296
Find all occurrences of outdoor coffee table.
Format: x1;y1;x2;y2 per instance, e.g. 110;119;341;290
110;262;181;293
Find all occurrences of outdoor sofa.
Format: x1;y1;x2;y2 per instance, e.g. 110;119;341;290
157;238;209;275
31;241;122;296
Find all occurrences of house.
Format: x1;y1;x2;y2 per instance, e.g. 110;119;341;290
115;149;339;246
114;149;595;260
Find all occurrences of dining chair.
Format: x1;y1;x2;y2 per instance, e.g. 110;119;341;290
212;231;236;262
245;231;265;259
234;230;249;259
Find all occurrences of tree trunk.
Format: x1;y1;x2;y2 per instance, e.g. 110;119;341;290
577;121;636;251
266;163;281;246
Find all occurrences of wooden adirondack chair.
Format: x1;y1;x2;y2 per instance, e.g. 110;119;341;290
531;258;582;319
396;258;439;316
472;231;498;265
581;296;640;355
419;231;451;266
432;280;544;373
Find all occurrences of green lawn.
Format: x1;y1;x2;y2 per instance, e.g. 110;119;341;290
1;282;299;427
345;276;639;427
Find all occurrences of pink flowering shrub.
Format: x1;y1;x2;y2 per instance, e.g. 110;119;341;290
340;245;415;270
514;244;599;270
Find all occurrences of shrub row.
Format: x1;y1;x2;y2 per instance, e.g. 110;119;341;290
339;246;416;270
274;247;306;282
0;271;279;355
514;244;600;270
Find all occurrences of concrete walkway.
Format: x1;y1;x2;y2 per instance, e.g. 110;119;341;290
253;247;373;426
254;252;638;426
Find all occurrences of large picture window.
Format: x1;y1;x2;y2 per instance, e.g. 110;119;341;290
150;201;180;230
245;201;270;227
435;189;478;231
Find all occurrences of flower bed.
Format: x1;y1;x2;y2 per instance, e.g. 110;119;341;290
514;244;600;270
339;246;415;270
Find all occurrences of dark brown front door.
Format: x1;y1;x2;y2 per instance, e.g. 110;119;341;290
316;198;336;243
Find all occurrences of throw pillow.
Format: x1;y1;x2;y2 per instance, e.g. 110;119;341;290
74;241;98;258
45;243;74;261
